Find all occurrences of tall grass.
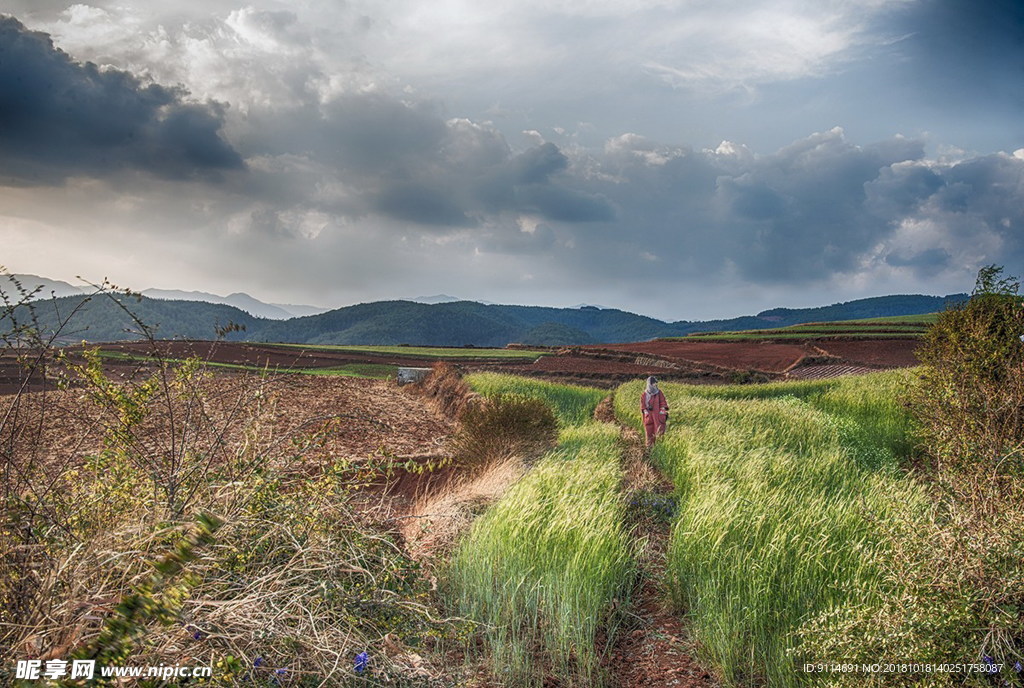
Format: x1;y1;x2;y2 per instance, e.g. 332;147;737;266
615;372;927;686
449;375;633;686
671;369;917;464
465;372;607;426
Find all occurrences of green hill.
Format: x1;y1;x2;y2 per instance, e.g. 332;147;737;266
3;292;969;346
5;294;262;344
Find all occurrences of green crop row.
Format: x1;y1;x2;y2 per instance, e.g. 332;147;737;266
615;372;926;686
464;372;608;426
447;374;633;686
677;315;934;341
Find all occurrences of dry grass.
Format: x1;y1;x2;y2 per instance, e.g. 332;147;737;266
0;358;470;686
399;457;529;564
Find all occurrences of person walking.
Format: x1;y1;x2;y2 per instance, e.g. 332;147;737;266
640;376;669;447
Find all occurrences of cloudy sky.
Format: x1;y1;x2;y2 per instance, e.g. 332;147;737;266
1;0;1022;320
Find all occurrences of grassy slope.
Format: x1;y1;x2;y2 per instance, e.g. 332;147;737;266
615;372;926;686
448;375;633;686
676;314;934;342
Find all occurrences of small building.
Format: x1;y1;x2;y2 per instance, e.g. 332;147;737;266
396;367;432;386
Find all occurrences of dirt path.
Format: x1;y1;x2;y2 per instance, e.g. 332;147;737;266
597;397;718;688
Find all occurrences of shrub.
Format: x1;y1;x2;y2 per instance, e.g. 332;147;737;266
464;373;607;426
0;279;467;686
794;267;1024;684
913;264;1024;491
415;362;473;419
449;393;558;469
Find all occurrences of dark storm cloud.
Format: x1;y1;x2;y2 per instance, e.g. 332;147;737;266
566;129;927;282
510;142;568;183
533;129;1024;289
318;95;449;173
241;96;613;228
892;0;1024;115
722;133;928;280
0;16;242;185
517;185;615;222
372;182;472;227
885;247;951;270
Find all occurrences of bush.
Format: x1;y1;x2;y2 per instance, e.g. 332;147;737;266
795;266;1024;685
0;279;467;686
450;393;558;469
913;264;1024;490
415;362;473;419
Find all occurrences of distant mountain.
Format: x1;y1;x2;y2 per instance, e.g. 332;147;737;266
3;273;87;299
271;302;331;318
0;288;971;346
253;300;679;346
141;289;326;320
405;294;462;304
750;294;969;327
4;293;261;343
404;294;504;305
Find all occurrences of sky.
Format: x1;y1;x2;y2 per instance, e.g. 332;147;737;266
1;0;1022;321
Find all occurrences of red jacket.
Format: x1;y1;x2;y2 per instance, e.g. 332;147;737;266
640;389;669;424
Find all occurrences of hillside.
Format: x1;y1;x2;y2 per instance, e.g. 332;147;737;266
7;294;262;343
3;291;969;345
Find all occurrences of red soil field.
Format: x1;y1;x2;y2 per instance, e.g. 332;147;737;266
527;355;684;376
105;340;535;371
591;340;818;372
816;339;922;368
0;374;454;466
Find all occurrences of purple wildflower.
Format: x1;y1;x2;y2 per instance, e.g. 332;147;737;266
355;652;369;674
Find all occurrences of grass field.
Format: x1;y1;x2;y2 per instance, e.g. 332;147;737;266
448;374;633;686
264;342;548;359
464;373;608;426
615;371;926;686
94;350;398;379
843;313;939;324
675;314;935;341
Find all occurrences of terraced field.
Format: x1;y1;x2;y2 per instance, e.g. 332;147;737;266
680;314;934;341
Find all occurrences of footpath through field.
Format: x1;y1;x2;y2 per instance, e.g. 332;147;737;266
597;396;718;688
447;373;719;686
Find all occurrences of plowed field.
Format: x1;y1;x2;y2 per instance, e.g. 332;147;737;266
1;374;454;468
816;339;921;367
590;340;818;372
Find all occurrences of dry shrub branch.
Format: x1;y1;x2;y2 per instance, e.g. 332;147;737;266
0;280;468;686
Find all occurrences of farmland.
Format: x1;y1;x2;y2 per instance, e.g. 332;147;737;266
10;306;1018;687
677;313;934;341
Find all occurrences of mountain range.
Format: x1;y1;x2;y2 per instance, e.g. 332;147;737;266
6;274;329;320
0;273;968;346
